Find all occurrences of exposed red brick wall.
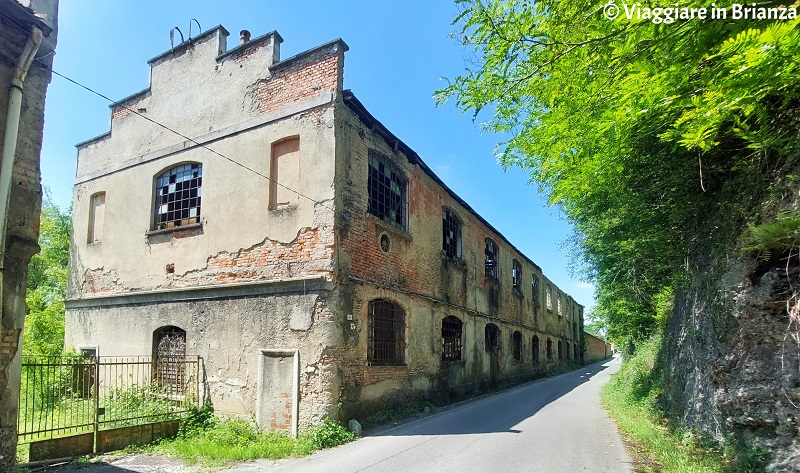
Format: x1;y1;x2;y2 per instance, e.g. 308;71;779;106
253;53;338;114
111;94;147;120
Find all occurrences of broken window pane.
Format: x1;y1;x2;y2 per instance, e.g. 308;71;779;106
154;163;202;230
368;151;407;230
512;259;522;293
442;208;462;259
442;316;463;361
485;239;499;281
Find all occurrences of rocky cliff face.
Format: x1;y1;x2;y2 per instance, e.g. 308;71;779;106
664;194;800;471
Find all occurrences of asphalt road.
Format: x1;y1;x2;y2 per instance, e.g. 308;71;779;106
224;356;632;473
52;357;631;473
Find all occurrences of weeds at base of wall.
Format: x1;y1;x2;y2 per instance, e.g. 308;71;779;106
601;336;770;473
152;416;356;466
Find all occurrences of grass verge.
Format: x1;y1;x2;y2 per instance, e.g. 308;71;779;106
154;409;356;467
601;337;767;473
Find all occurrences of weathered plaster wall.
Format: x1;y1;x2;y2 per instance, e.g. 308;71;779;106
332;102;583;418
65;288;341;430
584;332;611;362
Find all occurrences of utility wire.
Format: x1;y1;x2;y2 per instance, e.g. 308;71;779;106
47;66;336;214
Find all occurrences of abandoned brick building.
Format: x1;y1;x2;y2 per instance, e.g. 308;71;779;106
64;26;584;433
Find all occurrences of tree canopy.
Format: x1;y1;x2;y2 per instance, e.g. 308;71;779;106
24;191;71;356
437;1;800;344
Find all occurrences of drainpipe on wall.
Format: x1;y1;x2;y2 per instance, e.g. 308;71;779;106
0;26;43;318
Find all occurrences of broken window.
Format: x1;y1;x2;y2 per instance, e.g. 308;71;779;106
558;340;564;360
546;286;553;311
512;259;522;293
485;323;501;353
557;296;563;316
485;239;499;282
532;335;540;363
442;316;463;361
442;208;462;259
368;151;407;230
546;338;553;360
512;331;522;361
531;275;540;306
154;163;202;230
368;299;405;365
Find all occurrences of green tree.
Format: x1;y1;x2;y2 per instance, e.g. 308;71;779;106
437;1;800;346
24;191;71;356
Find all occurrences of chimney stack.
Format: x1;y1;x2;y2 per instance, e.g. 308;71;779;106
240;30;251;45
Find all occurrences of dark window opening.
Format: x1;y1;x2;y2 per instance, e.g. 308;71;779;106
574;343;580;360
512;331;522;361
368;299;405;365
512;260;522;293
565;342;570;360
532;336;540;363
442;316;463;361
485;323;501;353
153;326;187;394
368;151;407;230
154;163;202;230
442;208;462;259
546;338;553;360
485;239;499;281
531;275;540;305
558;340;564;360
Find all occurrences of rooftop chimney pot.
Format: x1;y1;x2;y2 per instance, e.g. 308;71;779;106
240;30;251;44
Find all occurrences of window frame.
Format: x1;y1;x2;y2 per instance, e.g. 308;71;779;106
532;335;540;363
442;208;463;260
512;331;523;362
152;162;203;231
485;323;501;353
441;316;464;361
367;150;408;231
484;238;499;282
367;299;406;366
512;259;522;294
531;275;540;306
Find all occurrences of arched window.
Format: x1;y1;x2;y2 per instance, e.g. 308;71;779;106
512;331;522;361
368;300;405;365
558;340;564;360
485;323;501;352
368;151;407;230
532;335;540;363
153;163;202;230
153;326;186;393
442;208;462;259
546;338;553;360
442;316;463;361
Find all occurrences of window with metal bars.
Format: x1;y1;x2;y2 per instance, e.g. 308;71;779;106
532;335;540;363
442;208;462;259
531;275;540;306
441;316;463;361
368;151;407;230
546;338;553;360
367;299;405;365
485;239;498;281
154;163;202;230
512;331;522;361
512;259;522;293
546;285;553;311
485;323;501;352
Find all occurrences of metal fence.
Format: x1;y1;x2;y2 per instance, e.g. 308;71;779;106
18;355;201;445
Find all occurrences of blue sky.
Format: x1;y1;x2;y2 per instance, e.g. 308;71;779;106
40;0;596;311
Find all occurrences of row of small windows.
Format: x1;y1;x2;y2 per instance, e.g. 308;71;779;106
366;299;578;366
365;151;579;320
